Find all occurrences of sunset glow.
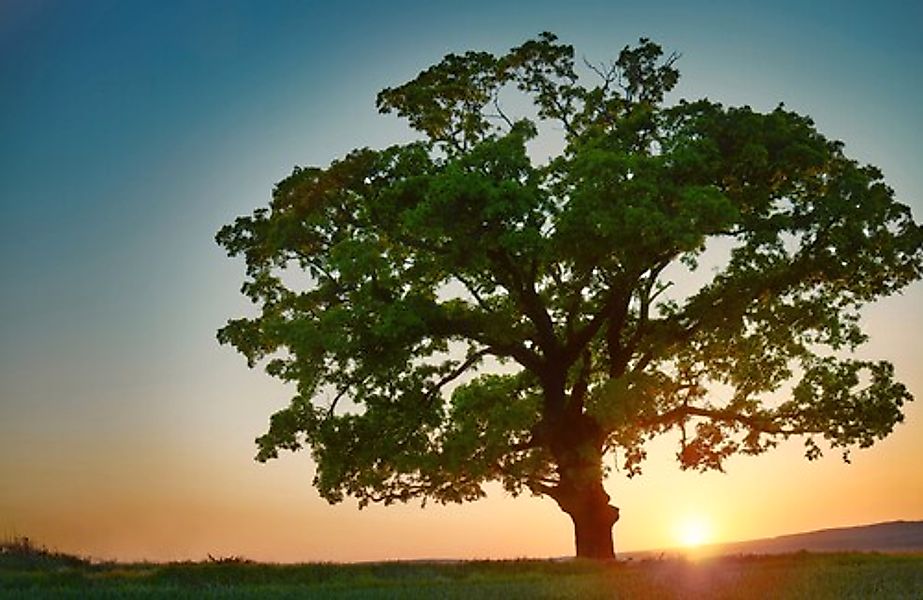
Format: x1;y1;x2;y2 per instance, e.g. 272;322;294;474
676;516;713;548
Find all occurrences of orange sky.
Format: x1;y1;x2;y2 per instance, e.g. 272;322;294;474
4;291;920;562
1;1;921;562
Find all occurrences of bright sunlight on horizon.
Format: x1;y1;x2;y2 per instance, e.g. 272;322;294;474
676;516;714;549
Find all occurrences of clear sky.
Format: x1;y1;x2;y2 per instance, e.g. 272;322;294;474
1;0;921;562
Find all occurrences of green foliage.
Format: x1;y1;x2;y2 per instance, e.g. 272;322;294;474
217;33;923;510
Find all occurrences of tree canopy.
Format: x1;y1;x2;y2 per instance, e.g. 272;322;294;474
217;33;922;558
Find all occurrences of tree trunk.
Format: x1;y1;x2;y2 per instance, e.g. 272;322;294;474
559;482;620;560
543;412;620;559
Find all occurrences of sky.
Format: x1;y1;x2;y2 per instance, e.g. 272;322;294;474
1;0;921;562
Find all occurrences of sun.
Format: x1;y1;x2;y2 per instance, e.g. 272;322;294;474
676;516;712;548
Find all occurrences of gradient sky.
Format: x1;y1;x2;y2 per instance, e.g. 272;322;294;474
1;0;921;562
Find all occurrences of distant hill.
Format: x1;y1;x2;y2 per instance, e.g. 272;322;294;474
625;520;923;559
716;520;923;555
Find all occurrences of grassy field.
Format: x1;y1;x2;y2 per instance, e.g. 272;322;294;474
2;538;922;598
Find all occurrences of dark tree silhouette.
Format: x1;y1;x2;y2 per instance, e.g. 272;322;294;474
217;34;922;559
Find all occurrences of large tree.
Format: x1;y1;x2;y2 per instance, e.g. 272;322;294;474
217;34;922;559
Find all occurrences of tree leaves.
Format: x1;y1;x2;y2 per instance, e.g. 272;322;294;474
218;33;922;506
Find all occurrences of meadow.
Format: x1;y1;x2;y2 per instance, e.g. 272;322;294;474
2;538;921;598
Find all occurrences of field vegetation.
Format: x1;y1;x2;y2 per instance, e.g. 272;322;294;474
2;537;921;598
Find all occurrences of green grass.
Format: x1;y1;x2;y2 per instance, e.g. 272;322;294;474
2;538;922;598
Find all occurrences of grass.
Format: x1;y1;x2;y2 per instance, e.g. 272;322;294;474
2;538;922;598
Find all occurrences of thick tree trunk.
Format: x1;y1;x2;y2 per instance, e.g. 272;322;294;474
556;481;620;559
567;490;620;559
543;412;620;559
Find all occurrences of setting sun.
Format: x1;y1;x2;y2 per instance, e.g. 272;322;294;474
676;517;713;548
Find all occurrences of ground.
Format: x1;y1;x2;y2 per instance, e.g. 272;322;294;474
2;541;922;599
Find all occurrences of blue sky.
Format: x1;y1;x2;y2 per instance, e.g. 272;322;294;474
1;0;921;561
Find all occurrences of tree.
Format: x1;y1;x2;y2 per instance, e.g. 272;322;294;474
216;33;923;559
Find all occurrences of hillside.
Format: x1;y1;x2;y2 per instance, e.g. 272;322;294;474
640;520;923;558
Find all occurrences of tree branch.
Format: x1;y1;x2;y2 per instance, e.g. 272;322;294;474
569;349;592;413
582;57;617;94
490;93;515;130
452;271;492;311
562;286;630;365
609;262;669;376
488;248;560;359
644;404;812;436
525;480;560;500
423;348;492;404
